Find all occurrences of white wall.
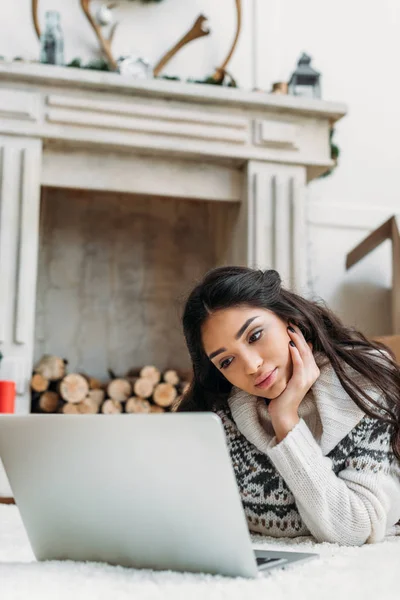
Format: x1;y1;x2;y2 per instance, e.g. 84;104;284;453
254;0;400;335
1;0;399;336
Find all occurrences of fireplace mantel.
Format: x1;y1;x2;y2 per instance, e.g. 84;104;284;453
0;62;346;411
0;63;346;180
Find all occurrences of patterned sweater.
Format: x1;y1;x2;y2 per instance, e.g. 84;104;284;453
215;356;400;545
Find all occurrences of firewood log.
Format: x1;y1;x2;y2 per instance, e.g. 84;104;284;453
89;377;102;389
87;389;105;407
107;378;132;402
125;375;139;390
59;374;89;404
150;404;165;413
31;373;49;393
125;397;151;414
78;397;99;414
101;399;123;414
39;391;60;413
34;354;66;381
80;374;103;390
140;365;161;386
62;402;81;414
133;377;154;399
163;370;180;386
153;383;177;408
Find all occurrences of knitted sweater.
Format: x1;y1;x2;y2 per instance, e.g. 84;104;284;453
215;355;400;545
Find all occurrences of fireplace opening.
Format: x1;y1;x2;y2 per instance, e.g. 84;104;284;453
31;186;239;414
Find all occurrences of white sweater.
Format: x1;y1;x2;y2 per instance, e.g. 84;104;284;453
216;356;400;545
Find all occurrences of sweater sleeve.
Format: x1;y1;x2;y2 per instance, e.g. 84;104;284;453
266;415;400;546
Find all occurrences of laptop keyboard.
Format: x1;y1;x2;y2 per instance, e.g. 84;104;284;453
256;557;283;566
256;556;287;569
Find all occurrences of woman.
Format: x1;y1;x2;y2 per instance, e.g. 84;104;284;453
177;266;400;546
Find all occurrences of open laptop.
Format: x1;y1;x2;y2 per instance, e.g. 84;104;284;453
0;413;318;578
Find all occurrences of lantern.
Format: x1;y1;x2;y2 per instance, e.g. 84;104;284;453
288;53;321;98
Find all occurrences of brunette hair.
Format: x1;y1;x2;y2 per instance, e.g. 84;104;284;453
177;266;400;461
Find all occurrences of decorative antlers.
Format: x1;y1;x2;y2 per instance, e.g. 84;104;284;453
31;1;241;82
80;0;118;70
211;0;241;82
32;0;40;38
153;15;210;77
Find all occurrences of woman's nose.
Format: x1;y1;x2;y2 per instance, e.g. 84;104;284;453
243;352;263;375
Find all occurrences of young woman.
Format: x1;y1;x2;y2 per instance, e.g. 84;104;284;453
177;266;400;546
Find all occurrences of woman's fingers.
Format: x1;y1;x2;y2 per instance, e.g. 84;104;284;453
287;324;312;360
287;323;320;388
287;338;303;384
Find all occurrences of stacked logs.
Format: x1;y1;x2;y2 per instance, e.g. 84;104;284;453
30;355;190;415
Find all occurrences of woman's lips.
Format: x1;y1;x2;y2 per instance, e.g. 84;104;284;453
255;368;278;389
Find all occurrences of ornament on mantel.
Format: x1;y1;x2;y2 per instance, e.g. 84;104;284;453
270;82;288;95
39;10;64;65
95;3;117;27
117;54;152;79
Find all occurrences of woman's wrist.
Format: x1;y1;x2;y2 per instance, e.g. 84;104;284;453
272;413;300;443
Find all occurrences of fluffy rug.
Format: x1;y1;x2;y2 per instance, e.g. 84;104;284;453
1;505;399;600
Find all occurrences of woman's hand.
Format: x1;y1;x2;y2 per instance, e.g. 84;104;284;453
267;323;320;441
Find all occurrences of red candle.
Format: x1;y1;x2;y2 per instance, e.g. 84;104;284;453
0;381;16;413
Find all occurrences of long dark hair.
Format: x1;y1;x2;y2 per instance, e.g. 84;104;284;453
177;266;400;461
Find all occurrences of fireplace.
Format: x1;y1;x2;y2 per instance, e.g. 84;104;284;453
29;185;238;415
0;62;346;413
35;186;230;378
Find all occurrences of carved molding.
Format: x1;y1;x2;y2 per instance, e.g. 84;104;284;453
253;119;299;150
46;94;248;144
0;89;40;122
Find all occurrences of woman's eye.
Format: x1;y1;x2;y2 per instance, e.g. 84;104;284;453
249;330;263;343
220;358;233;370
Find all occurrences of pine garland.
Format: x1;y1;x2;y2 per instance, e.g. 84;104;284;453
319;128;340;178
66;59;238;87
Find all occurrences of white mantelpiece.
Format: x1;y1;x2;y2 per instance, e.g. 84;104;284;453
0;63;346;412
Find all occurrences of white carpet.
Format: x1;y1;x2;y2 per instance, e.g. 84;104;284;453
1;505;399;600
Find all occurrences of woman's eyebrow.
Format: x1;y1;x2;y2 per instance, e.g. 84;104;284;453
208;316;260;360
235;316;259;340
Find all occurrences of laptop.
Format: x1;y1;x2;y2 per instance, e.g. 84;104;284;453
0;413;318;578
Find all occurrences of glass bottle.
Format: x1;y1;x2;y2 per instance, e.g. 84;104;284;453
40;11;64;66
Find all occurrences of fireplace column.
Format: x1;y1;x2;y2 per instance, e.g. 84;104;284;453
0;136;42;413
230;160;308;293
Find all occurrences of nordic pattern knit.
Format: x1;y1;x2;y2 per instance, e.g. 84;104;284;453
215;355;400;545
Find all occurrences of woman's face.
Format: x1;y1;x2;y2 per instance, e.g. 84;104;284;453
201;305;293;399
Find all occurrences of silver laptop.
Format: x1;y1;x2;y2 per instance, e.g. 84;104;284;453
0;413;317;578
